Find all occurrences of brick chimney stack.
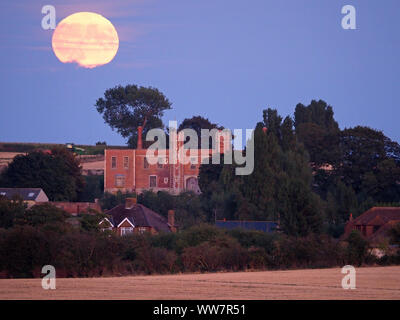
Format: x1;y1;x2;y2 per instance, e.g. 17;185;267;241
125;197;137;209
137;126;143;149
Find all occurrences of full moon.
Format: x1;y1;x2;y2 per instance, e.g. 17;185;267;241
52;12;119;68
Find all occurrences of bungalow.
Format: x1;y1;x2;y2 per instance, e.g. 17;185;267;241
99;198;177;235
342;207;400;243
0;188;49;207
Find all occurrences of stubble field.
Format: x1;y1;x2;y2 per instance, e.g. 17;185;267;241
0;266;399;300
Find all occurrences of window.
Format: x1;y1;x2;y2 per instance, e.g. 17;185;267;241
123;156;129;169
158;157;167;169
101;227;113;232
121;227;133;236
144;157;149;169
0;192;6;196
164;177;169;184
115;174;126;187
111;156;117;169
28;192;35;198
149;175;157;188
190;157;197;170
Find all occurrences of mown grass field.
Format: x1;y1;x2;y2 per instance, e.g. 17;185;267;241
0;266;399;300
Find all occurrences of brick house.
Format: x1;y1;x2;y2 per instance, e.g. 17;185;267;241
99;198;177;235
104;126;231;195
342;207;400;243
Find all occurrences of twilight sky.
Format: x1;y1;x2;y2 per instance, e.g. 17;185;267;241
0;0;399;145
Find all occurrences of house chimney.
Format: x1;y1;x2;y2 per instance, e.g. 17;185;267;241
168;210;175;227
137;126;143;149
125;197;137;209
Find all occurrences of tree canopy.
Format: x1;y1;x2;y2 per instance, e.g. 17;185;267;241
0;147;84;201
95;84;172;148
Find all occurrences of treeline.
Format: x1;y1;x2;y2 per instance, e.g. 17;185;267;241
1;197;399;278
2;220;398;278
196;101;400;238
2;97;400;239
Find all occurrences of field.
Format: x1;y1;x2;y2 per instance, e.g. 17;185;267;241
0;266;399;300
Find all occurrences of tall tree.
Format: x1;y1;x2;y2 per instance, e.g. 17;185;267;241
95;84;172;148
294;100;340;166
339;126;400;201
178;116;222;148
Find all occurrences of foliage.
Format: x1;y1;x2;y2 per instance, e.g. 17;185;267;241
78;175;104;202
345;230;371;266
0;147;85;201
15;203;69;227
99;191;136;210
199;108;323;236
178;115;222;148
95;84;172;148
0;196;26;229
79;212;108;233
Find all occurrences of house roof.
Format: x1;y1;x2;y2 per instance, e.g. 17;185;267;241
342;207;400;242
352;207;400;226
215;220;278;232
105;204;172;233
0;188;47;201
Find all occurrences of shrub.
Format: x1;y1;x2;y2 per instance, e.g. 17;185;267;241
344;230;371;266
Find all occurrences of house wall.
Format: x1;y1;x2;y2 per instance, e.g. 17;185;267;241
36;190;49;202
105;148;210;194
51;202;102;215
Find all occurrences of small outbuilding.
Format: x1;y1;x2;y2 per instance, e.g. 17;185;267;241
0;188;49;207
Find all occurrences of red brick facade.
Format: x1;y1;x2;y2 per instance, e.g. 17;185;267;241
104;129;231;194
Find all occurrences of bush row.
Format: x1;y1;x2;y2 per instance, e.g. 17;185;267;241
0;223;390;278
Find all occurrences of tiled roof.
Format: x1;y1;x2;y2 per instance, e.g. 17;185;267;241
105;204;171;232
369;220;399;243
215;220;278;232
342;207;400;242
352;207;400;226
0;188;45;201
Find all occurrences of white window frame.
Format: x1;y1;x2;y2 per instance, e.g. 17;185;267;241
123;156;129;169
115;174;126;187
121;227;134;236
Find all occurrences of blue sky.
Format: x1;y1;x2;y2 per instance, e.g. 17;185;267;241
0;0;399;145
